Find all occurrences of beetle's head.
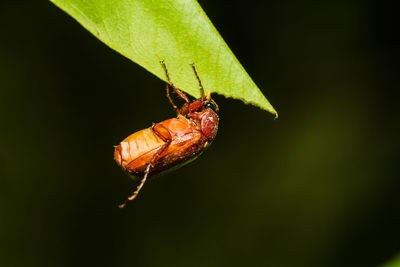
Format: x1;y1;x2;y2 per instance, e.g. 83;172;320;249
202;90;219;114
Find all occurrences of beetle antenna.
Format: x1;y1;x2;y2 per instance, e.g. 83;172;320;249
160;60;190;103
191;63;205;100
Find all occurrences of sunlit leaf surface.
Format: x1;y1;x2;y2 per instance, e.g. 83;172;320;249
51;0;277;115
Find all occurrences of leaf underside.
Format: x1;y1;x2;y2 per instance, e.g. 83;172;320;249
50;0;277;116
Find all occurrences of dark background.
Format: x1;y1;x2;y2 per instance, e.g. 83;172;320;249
1;1;399;266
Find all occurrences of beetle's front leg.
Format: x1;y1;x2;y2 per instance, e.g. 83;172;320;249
160;60;190;103
166;84;180;115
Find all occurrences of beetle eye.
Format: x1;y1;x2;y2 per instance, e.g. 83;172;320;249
203;100;219;113
205;102;213;109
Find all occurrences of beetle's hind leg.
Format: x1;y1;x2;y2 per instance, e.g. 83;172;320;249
118;124;173;208
118;164;151;208
160;60;190;103
118;141;170;208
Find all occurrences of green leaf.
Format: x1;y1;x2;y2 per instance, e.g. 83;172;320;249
381;254;400;267
50;0;277;116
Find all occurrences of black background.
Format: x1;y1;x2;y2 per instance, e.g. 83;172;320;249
0;1;399;266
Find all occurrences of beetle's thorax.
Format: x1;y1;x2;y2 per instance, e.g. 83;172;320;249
200;108;219;140
188;108;219;141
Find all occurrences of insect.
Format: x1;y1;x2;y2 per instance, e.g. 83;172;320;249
114;60;219;208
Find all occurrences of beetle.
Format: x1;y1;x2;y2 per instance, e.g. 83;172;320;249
114;60;219;208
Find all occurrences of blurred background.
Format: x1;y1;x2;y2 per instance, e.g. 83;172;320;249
0;0;399;266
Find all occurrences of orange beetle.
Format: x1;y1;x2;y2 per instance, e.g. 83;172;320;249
114;61;219;208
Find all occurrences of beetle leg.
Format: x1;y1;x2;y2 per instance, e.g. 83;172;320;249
190;63;205;100
118;140;171;208
152;123;173;141
166;84;180;114
118;124;173;208
160;60;190;103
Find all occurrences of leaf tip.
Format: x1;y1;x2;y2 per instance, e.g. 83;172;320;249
273;111;279;120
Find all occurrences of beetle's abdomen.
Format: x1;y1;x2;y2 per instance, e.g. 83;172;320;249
114;128;164;168
114;116;207;178
126;131;206;177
